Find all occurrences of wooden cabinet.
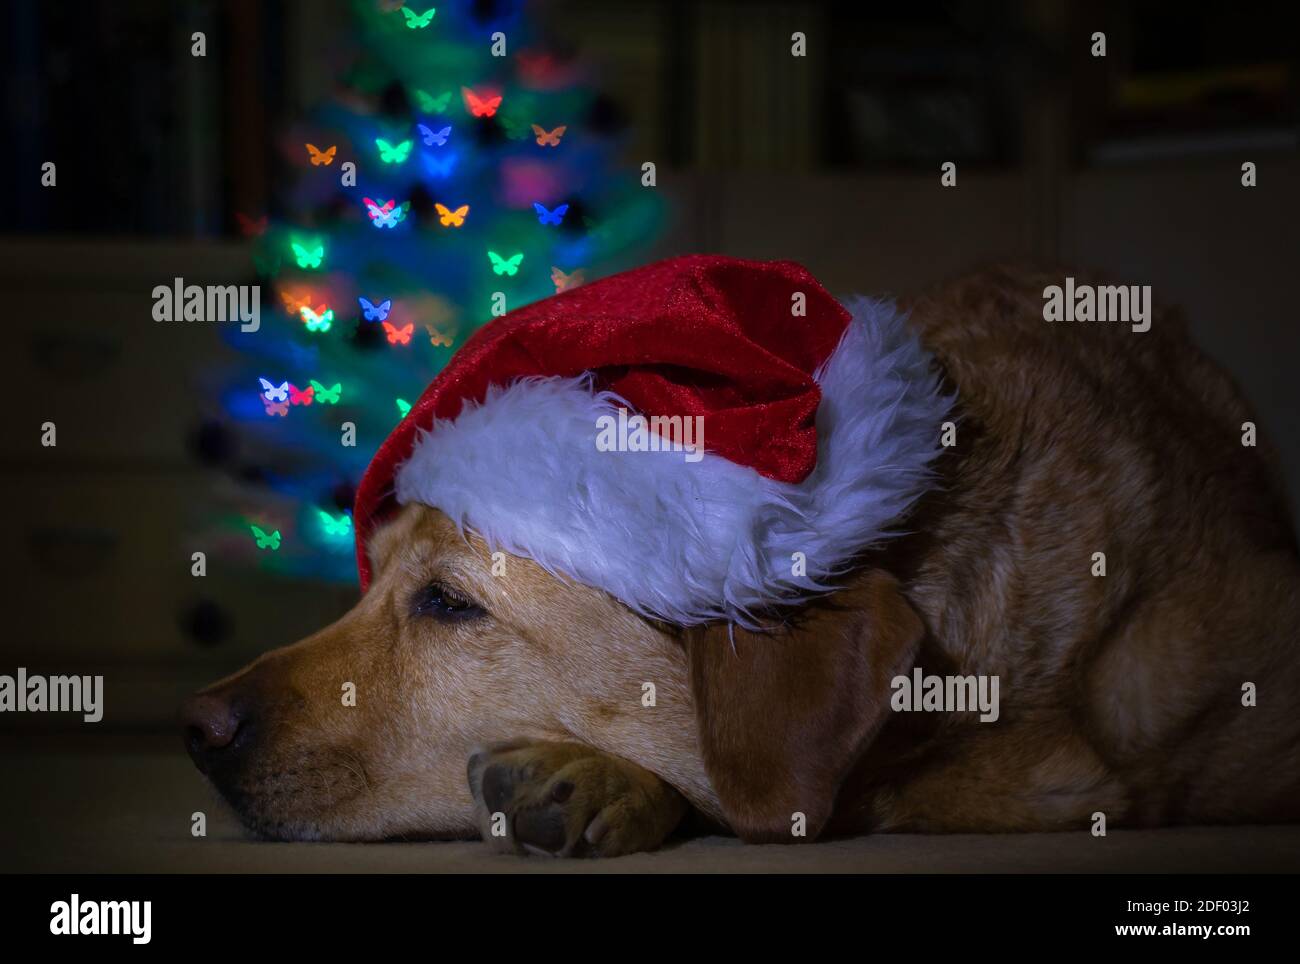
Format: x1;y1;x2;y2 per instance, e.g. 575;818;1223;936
0;241;356;728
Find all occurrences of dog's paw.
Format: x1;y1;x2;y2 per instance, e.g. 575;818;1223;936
466;740;687;858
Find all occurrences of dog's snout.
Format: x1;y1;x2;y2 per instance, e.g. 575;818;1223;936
181;691;248;771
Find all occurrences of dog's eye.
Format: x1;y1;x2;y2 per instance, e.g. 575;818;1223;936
411;583;483;621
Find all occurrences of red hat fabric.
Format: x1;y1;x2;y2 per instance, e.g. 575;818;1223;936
353;254;951;626
355;255;851;586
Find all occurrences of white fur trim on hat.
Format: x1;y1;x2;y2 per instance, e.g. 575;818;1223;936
394;298;953;627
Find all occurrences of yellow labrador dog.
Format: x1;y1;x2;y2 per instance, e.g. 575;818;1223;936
184;264;1300;855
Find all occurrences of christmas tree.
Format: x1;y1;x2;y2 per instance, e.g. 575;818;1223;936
201;0;662;582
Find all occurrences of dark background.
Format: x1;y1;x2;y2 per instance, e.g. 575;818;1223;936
1;0;1298;872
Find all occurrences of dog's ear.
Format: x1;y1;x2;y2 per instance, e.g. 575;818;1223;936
684;569;923;842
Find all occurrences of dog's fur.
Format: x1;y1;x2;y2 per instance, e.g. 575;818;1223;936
185;265;1300;854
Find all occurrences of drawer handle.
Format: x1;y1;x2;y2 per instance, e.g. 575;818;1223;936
179;599;234;647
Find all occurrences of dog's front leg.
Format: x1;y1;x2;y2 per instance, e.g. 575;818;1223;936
466;740;687;857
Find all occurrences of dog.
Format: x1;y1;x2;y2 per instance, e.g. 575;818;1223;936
183;264;1300;855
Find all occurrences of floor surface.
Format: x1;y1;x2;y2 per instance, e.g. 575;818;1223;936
4;734;1298;874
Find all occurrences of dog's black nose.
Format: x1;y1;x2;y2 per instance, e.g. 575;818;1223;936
181;692;247;772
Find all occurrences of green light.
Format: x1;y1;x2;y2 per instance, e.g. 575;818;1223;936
487;250;523;276
250;525;281;550
375;138;413;164
318;510;353;539
291;240;324;269
299;306;334;332
413;89;451;113
310;380;342;403
401;7;435;28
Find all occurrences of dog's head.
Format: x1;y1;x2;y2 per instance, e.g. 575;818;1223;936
182;503;922;841
182;504;703;841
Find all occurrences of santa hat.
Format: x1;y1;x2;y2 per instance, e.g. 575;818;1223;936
354;255;951;627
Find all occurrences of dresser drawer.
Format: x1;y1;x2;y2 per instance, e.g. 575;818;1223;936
4;291;239;465
0;474;356;662
0;240;256;464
